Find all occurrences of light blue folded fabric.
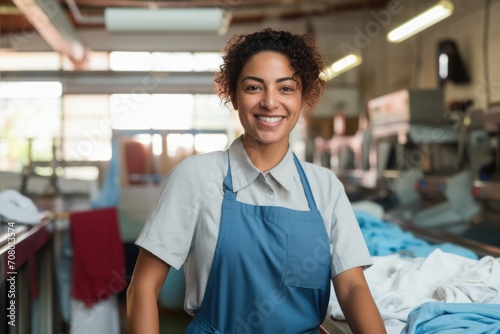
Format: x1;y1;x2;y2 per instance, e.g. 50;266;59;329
354;211;478;259
402;302;500;334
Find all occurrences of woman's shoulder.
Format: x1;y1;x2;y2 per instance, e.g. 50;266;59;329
298;159;345;201
298;159;340;183
170;149;228;179
190;149;227;164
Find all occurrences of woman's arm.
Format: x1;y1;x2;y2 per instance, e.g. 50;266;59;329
127;248;170;334
332;267;386;334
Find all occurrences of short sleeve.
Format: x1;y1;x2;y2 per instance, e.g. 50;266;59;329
135;157;201;270
329;180;373;277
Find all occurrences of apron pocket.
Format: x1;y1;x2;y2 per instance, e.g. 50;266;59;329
284;234;331;289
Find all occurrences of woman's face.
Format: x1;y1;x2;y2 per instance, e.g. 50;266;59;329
232;51;303;149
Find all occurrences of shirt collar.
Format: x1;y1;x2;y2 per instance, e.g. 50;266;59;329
228;136;295;193
268;147;295;193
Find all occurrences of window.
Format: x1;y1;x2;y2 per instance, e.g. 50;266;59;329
0;82;62;172
109;51;223;72
62;95;112;162
0;52;61;71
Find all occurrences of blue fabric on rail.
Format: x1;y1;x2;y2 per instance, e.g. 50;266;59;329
402;302;500;334
354;211;478;259
91;137;121;208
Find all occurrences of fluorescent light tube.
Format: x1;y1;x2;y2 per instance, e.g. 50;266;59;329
387;0;454;43
320;53;362;81
105;8;232;35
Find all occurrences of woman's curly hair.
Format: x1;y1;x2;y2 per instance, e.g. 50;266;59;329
215;28;325;117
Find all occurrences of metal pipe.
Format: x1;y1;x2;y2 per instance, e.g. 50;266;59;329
65;0;105;24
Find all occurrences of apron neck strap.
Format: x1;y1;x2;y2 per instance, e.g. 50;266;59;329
292;154;318;211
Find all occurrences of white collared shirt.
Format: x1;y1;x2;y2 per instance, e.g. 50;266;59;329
136;136;372;315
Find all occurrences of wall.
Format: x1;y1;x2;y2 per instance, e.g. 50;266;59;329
355;0;500;111
418;0;500;111
312;3;422;114
309;0;500;114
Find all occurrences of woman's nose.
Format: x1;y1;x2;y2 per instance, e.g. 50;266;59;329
260;90;278;110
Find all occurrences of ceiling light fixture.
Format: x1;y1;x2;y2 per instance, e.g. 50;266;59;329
320;53;363;81
104;8;232;35
387;0;454;43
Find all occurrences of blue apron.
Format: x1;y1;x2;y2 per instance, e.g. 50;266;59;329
185;154;331;334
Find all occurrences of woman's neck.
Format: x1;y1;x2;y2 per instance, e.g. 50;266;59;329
241;135;289;172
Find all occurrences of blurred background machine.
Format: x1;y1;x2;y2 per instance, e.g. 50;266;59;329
374;92;500;256
415;108;500;255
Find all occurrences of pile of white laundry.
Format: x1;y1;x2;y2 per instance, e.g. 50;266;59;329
329;249;500;334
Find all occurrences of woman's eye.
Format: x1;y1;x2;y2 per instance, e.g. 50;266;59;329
281;86;294;92
246;85;261;91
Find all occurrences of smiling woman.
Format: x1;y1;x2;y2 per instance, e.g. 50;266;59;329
216;28;325;117
126;28;386;334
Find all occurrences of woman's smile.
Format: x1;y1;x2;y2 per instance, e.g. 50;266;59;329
255;115;285;124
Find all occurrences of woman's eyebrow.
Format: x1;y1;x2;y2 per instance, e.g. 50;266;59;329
241;76;295;83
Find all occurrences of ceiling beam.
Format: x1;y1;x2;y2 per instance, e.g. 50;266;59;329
0;70;217;94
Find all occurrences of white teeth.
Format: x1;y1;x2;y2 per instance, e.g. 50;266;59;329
257;116;283;123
